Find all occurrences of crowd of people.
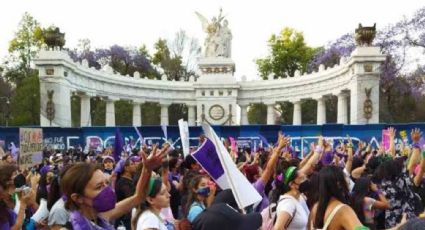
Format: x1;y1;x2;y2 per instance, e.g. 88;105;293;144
1;127;425;230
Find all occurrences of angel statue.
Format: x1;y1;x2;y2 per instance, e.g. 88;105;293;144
195;8;232;58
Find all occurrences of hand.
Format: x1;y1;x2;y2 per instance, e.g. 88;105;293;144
370;182;378;192
253;152;260;164
277;132;288;149
19;190;33;206
388;127;396;138
310;142;316;152
141;144;167;171
411;128;422;143
318;136;324;147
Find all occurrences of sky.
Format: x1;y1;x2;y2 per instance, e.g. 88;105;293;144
0;0;423;79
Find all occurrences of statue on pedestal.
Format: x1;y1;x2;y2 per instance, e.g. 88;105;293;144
195;8;232;58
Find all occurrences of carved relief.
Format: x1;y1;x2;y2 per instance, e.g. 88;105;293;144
364;88;373;120
46;90;55;125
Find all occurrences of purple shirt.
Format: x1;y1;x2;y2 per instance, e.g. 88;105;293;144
253;178;269;212
0;209;16;230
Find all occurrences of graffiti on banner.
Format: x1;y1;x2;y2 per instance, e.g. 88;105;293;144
19;128;43;169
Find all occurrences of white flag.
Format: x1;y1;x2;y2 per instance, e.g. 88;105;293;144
200;123;262;209
178;119;190;157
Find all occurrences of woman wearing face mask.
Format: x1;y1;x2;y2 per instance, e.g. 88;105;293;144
0;164;33;230
133;177;173;230
61;146;166;229
184;175;215;223
272;136;323;230
102;156;115;175
271;166;310;230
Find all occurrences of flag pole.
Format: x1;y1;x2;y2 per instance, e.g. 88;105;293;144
203;123;245;212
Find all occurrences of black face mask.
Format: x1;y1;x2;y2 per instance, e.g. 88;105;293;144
298;179;310;193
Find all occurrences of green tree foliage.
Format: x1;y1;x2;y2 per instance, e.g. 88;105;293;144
247;104;266;124
251;28;320;124
9;70;40;126
7;12;44;82
256;28;318;79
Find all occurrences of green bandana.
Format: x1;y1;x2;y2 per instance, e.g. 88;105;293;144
284;166;297;184
147;177;156;196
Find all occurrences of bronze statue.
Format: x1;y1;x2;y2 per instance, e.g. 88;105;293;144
43;27;66;49
355;23;376;46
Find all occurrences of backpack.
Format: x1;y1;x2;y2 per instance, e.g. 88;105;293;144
261;197;296;230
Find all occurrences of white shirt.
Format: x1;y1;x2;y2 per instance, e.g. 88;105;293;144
276;194;310;230
136;210;168;230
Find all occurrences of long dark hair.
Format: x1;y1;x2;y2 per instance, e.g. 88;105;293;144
47;165;71;210
183;175;206;217
36;173;49;204
350;177;371;224
270;165;298;203
314;166;349;228
305;172;320;209
132;177;163;229
0;165;17;225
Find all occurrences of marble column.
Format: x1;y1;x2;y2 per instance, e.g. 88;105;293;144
80;95;91;127
266;102;275;125
188;105;196;126
240;104;249;125
132;102;142;126
105;99;115;126
293;100;302;125
337;93;348;124
316;97;326;125
160;103;170;125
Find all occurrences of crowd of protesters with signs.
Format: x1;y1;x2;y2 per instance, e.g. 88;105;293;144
1;125;425;230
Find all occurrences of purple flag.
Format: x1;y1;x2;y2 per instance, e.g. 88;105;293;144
113;128;124;162
192;138;225;182
258;135;270;148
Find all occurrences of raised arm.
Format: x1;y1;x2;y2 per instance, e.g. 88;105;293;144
345;138;354;173
388;127;396;157
101;144;167;221
409;128;422;175
299;136;323;176
260;132;288;183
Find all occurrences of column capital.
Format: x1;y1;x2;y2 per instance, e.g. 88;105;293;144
186;102;197;107
264;101;276;106
132;99;145;105
313;96;326;101
104;96;119;102
159;101;172;106
238;103;250;107
290;100;302;105
337;91;349;98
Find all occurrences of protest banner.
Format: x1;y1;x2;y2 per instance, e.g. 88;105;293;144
19;128;43;169
178;119;190;157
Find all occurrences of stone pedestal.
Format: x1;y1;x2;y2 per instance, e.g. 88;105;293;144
349;47;385;124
